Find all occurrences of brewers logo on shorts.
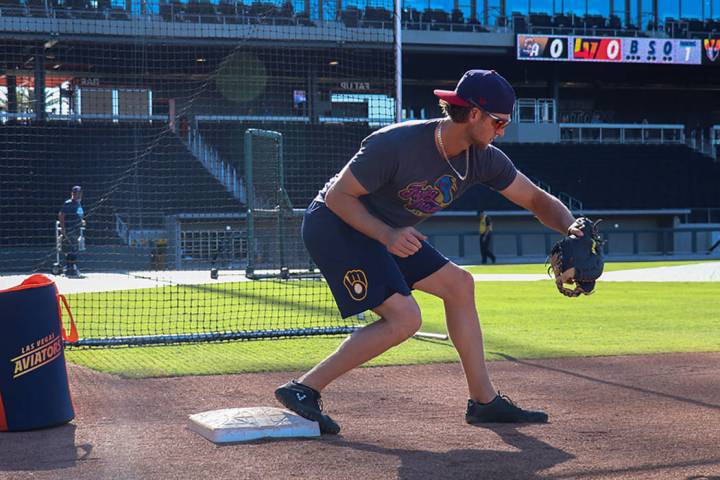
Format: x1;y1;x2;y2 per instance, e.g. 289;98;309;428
343;269;368;301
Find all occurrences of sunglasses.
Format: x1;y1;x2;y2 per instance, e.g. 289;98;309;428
466;99;512;129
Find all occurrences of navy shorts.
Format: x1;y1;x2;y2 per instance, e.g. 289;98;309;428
302;201;449;318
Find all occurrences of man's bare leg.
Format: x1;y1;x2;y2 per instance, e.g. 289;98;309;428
413;262;497;403
299;293;422;391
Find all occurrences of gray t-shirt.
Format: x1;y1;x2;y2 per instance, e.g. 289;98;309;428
316;119;517;228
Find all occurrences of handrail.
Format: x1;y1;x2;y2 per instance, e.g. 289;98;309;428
185;127;246;204
560;123;685;144
426;226;720;258
115;214;129;244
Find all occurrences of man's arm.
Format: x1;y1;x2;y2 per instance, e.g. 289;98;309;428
325;165;426;258
58;211;66;237
499;172;579;235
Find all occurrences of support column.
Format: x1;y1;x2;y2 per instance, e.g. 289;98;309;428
652;0;658;28
624;0;630;26
308;66;318;124
34;47;46;122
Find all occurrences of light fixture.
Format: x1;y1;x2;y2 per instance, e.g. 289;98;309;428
196;58;207;63
328;60;339;66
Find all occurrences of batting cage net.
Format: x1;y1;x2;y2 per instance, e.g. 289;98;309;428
0;2;396;346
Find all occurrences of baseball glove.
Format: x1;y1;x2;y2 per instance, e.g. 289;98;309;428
547;217;605;297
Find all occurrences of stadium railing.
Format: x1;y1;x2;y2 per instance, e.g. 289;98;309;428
559;123;685;144
427;226;720;260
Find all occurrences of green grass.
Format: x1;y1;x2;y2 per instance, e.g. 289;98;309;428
65;280;720;378
464;260;715;274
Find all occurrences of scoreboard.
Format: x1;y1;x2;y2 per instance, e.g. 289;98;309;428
517;34;719;66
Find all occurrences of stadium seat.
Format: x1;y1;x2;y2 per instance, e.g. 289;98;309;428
448;143;720;212
0;0;26;16
108;7;130;20
687;18;704;32
607;15;621;30
0;123;244;247
553;13;569;27
529;12;551;27
295;11;315;26
216;0;242;23
341;6;361;28
512;12;528;33
585;14;605;29
26;0;48;17
363;6;392;28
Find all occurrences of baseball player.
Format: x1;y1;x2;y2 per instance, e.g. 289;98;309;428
275;70;588;434
58;185;85;277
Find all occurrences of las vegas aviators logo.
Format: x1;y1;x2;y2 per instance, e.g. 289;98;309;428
11;332;63;379
704;39;720;63
398;175;458;217
343;269;368;301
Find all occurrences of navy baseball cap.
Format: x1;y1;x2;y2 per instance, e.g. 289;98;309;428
434;69;516;115
71;185;82;192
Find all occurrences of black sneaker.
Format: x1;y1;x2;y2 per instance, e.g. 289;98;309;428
274;380;341;435
465;394;548;424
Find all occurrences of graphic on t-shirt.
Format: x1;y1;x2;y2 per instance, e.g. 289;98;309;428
343;269;368;301
398;174;458;216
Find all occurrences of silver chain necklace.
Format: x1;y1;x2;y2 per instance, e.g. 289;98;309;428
435;120;469;181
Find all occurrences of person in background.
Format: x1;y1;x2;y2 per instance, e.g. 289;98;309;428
58;185;85;277
707;237;720;255
478;211;496;265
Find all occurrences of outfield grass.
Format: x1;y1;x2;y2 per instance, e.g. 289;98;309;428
66;280;720;378
464;260;716;274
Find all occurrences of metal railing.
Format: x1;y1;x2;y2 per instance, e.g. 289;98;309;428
427;226;720;259
0;112;168;123
560;123;685;144
514;98;556;124
185;127;246;203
